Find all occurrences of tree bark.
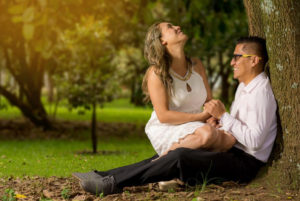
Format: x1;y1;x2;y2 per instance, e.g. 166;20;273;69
244;0;300;191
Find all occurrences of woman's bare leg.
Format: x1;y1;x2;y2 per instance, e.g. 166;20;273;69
210;130;236;152
160;124;236;157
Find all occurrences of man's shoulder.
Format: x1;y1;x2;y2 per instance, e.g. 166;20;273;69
250;73;273;93
256;76;273;93
251;76;276;105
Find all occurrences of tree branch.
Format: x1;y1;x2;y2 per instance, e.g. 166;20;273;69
3;49;29;97
0;85;26;109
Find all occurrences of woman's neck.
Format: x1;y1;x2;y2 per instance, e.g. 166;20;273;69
169;48;186;72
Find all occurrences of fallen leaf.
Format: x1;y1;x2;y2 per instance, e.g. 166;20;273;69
72;195;86;201
15;193;27;198
43;189;54;198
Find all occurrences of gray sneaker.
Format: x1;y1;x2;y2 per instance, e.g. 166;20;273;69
80;175;121;195
72;171;103;182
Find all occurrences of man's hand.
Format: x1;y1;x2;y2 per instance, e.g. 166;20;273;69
204;99;226;119
206;117;221;128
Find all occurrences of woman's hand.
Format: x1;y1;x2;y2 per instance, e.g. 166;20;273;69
195;110;211;122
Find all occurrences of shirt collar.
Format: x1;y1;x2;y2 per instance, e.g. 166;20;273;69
242;72;267;93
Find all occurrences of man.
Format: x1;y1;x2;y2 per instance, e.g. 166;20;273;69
73;36;277;195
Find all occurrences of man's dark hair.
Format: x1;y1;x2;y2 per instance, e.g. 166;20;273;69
236;36;268;68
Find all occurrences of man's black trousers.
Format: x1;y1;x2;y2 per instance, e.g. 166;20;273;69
96;147;265;188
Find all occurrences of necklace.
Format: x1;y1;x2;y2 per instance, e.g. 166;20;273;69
170;62;192;92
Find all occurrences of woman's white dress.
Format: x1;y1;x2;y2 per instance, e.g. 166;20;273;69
145;66;207;155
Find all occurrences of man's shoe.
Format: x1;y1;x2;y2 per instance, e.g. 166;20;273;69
80;175;121;195
72;171;103;182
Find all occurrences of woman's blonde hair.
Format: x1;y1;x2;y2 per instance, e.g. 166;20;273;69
142;22;173;102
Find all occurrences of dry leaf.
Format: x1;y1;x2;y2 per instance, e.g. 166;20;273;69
43;189;54;198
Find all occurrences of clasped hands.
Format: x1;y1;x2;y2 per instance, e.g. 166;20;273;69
204;99;226;128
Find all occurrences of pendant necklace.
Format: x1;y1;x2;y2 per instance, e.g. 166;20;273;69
170;62;192;92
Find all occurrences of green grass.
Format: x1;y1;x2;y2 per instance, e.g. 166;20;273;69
0;98;153;124
0;98;155;178
0;137;155;178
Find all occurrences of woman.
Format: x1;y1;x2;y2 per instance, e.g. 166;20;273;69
143;22;235;156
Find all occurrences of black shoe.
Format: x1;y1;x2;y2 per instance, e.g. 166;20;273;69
72;171;103;182
80;175;121;195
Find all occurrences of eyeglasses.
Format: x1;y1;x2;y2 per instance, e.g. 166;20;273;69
232;54;262;61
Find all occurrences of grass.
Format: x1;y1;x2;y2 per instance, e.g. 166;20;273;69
0;98;153;124
0;98;155;178
0;136;155;178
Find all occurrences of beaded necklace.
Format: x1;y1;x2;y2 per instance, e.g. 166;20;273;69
170;62;192;92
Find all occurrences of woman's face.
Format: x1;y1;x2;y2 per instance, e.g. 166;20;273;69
159;22;188;47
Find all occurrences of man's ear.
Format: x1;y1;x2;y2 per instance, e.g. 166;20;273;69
251;56;260;67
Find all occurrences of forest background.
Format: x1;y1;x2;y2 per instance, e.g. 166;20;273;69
0;0;247;129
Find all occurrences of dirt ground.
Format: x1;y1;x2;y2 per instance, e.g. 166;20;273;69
0;176;298;201
0;120;299;200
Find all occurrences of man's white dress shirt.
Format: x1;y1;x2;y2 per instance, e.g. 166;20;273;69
220;72;277;163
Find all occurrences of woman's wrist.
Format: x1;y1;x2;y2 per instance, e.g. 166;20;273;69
194;112;210;122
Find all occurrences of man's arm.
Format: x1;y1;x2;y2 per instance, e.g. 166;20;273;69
206;92;277;150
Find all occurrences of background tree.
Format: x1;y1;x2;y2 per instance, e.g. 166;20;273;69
55;17;117;154
0;0;249;128
0;0;101;128
183;0;248;105
0;0;56;129
243;0;300;191
107;0;157;106
0;0;146;127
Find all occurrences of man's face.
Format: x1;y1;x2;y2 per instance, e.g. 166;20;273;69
230;44;253;84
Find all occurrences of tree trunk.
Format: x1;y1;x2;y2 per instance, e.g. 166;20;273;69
46;72;55;103
2;46;52;130
91;102;98;154
244;0;300;191
0;85;52;129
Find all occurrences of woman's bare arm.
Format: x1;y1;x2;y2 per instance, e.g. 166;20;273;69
147;67;210;124
192;58;212;102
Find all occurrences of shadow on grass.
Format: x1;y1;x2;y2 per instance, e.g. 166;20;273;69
75;150;126;156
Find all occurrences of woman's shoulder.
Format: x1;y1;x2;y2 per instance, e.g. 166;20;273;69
190;57;205;75
146;66;161;82
147;65;158;75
